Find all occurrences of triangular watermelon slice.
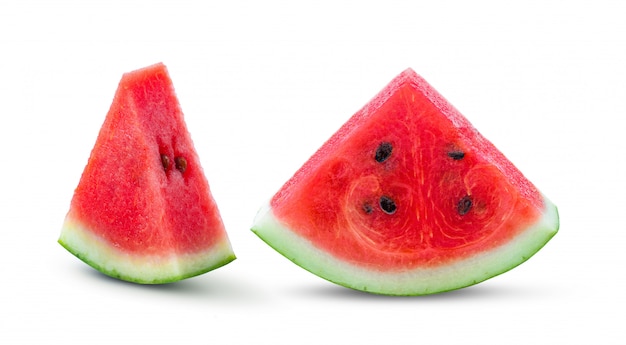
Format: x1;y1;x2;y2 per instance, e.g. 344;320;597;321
252;69;559;295
59;63;235;284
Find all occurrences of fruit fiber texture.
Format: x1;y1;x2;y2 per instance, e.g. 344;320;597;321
59;63;235;284
252;68;558;295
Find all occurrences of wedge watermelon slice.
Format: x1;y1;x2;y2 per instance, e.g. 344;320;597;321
59;63;235;284
252;69;559;295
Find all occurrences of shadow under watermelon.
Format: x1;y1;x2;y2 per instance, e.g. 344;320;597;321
78;264;250;299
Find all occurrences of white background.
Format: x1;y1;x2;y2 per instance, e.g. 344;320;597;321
1;1;624;344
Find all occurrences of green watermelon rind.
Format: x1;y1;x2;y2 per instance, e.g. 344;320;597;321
59;215;236;284
251;195;558;296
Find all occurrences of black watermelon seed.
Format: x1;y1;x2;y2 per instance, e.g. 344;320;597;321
379;196;397;214
457;195;472;215
447;150;465;160
375;142;393;163
362;203;373;214
160;154;170;171
175;156;187;173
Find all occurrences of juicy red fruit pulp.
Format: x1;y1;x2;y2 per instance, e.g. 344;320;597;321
271;75;543;270
69;66;224;255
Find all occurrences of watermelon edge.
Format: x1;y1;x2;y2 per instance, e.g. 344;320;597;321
59;215;236;284
251;195;558;296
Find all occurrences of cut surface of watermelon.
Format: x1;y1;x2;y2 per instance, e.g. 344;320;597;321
251;69;558;295
59;63;235;284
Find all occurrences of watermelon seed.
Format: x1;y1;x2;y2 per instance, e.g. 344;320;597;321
160;154;170;171
175;157;187;173
375;142;393;163
458;195;472;215
447;150;465;160
362;202;373;214
379;196;397;214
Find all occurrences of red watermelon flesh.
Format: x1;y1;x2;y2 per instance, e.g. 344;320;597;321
59;63;235;284
252;69;558;295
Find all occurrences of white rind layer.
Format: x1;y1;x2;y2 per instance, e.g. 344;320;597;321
59;216;236;284
251;196;559;295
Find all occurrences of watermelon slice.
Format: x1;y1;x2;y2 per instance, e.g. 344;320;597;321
251;69;559;295
59;63;235;284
